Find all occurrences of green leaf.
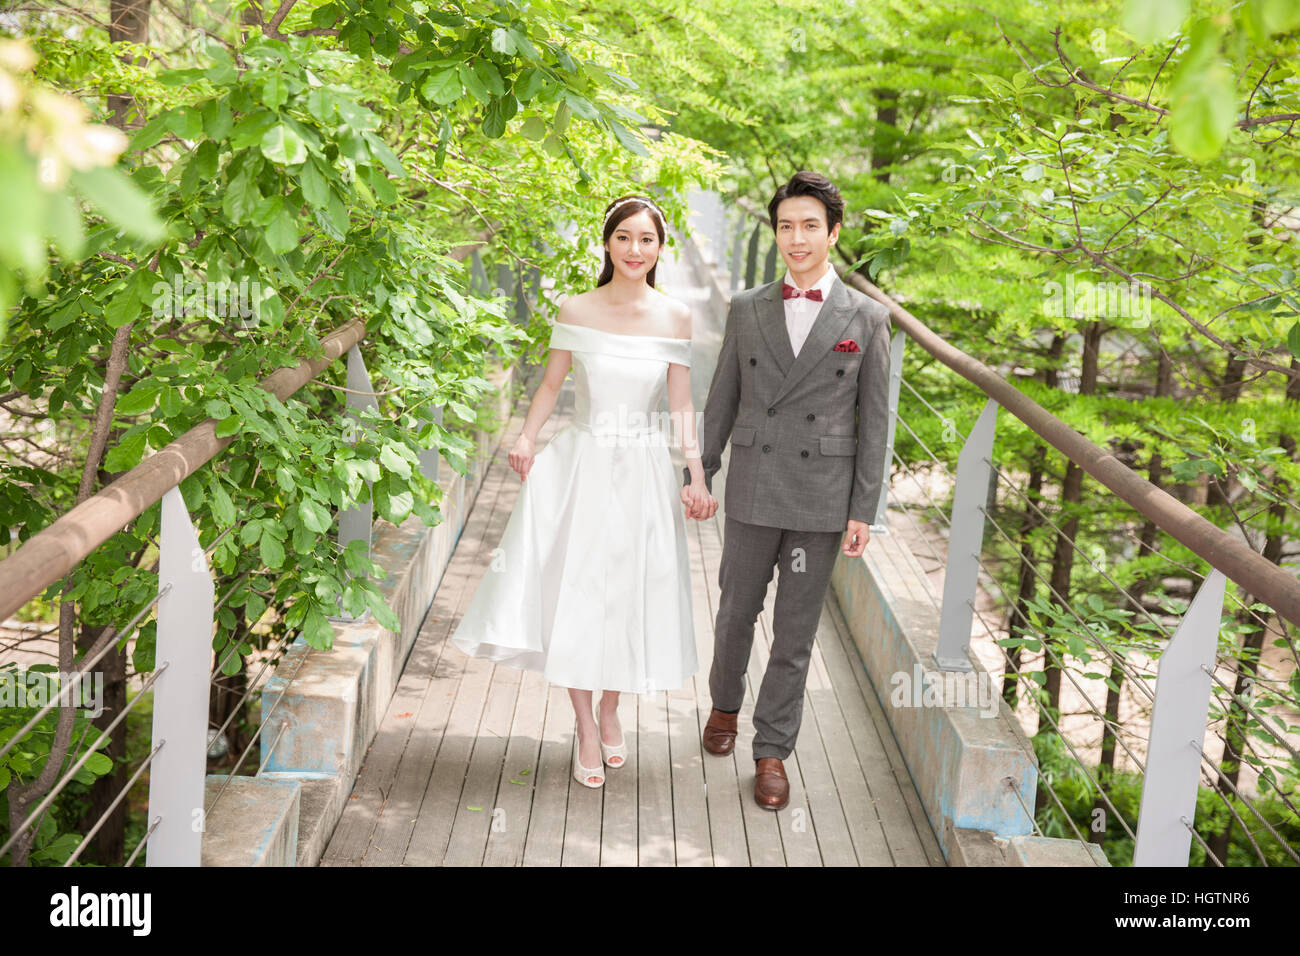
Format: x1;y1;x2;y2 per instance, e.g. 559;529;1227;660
266;205;300;255
362;131;405;178
482;100;506;138
301;159;330;208
380;443;412;478
473;60;506;97
299;496;332;533
515;67;547;102
607;118;648;157
70;167;166;242
260;526;286;569
104;429;148;472
490;27;517;55
210;480;236;526
1122;0;1190;41
1170;62;1235;161
215;415;242;438
118;381;161;415
459;62;490;104
519;116;547;141
421;69;462;105
260;125;308;166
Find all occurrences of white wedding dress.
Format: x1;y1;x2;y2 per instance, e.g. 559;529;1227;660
449;320;698;694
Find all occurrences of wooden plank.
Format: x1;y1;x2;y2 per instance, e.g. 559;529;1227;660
401;654;495;865
772;609;857;866
823;589;946;866
324;438;518;864
442;672;521;864
686;519;748;867
347;422;523;866
666;681;712;866
747;606;820;866
697;517;785;866
482;667;548;866
636;690;674;865
560;698;603;866
802;602;894;865
522;683;572;866
599;692;638;867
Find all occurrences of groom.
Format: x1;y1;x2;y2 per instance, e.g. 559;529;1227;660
682;171;892;810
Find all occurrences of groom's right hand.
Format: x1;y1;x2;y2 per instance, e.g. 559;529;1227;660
681;485;717;520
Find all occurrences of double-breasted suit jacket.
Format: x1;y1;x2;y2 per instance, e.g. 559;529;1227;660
684;274;892;532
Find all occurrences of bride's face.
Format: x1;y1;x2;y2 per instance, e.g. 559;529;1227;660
606;209;661;280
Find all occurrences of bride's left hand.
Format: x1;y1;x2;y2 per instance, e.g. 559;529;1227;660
681;483;700;518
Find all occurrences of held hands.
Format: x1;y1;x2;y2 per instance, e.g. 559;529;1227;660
842;518;870;557
681;481;717;520
509;434;536;481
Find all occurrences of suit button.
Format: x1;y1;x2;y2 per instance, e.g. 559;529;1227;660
767;408;775;417
836;369;844;377
749;357;756;366
762;444;770;452
800;450;809;458
806;413;815;421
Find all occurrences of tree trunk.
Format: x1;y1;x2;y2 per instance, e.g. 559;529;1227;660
1203;355;1300;864
1035;322;1100;818
107;0;152;127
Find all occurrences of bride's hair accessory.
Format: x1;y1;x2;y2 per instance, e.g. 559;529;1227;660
603;196;665;231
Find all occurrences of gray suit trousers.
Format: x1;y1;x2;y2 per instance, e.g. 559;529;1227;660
709;514;843;761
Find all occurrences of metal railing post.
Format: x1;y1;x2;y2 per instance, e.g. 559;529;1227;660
418;403;444;485
872;329;907;532
729;209;747;292
470;248;490;296
1134;568;1227;865
935;398;999;671
145;486;214;866
745;222;762;289
763;238;778;285
334;343;376;623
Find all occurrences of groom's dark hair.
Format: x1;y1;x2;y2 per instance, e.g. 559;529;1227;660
768;171;845;233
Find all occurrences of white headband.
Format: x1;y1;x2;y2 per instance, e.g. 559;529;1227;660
604;196;665;230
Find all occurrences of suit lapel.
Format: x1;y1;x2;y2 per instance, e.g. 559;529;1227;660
757;280;795;375
756;276;855;406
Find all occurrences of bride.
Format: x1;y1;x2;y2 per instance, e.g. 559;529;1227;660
449;194;716;789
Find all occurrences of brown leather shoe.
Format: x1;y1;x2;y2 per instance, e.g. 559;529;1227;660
754;757;789;810
702;708;738;756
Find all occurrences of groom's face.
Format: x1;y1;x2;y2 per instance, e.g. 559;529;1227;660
774;195;839;283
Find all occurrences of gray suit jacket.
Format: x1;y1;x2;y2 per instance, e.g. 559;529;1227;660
683;274;892;532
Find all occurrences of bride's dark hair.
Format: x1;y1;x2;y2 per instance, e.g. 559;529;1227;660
596;195;665;288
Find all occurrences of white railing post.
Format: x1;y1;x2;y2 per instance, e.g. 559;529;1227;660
145;486;214;866
872;329;907;534
935;398;999;671
335;343;376;623
1134;568;1226;865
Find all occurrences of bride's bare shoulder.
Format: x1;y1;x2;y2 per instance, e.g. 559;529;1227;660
652;289;692;339
555;292;599;329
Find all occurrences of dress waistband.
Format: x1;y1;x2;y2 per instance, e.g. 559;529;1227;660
569;420;669;444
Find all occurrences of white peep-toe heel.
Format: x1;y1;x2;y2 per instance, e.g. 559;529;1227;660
598;706;627;769
572;724;605;788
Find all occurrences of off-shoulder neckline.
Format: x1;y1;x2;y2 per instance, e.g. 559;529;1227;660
553;320;691;343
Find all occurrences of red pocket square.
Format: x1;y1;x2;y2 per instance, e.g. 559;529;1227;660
833;338;860;353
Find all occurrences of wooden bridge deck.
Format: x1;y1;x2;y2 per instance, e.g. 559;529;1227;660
320;249;945;867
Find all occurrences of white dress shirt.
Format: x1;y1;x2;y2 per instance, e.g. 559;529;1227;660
781;260;837;357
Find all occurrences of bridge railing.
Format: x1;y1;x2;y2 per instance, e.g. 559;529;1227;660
0;235;538;866
692;193;1300;867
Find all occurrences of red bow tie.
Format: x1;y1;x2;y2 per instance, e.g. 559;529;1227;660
782;284;823;301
